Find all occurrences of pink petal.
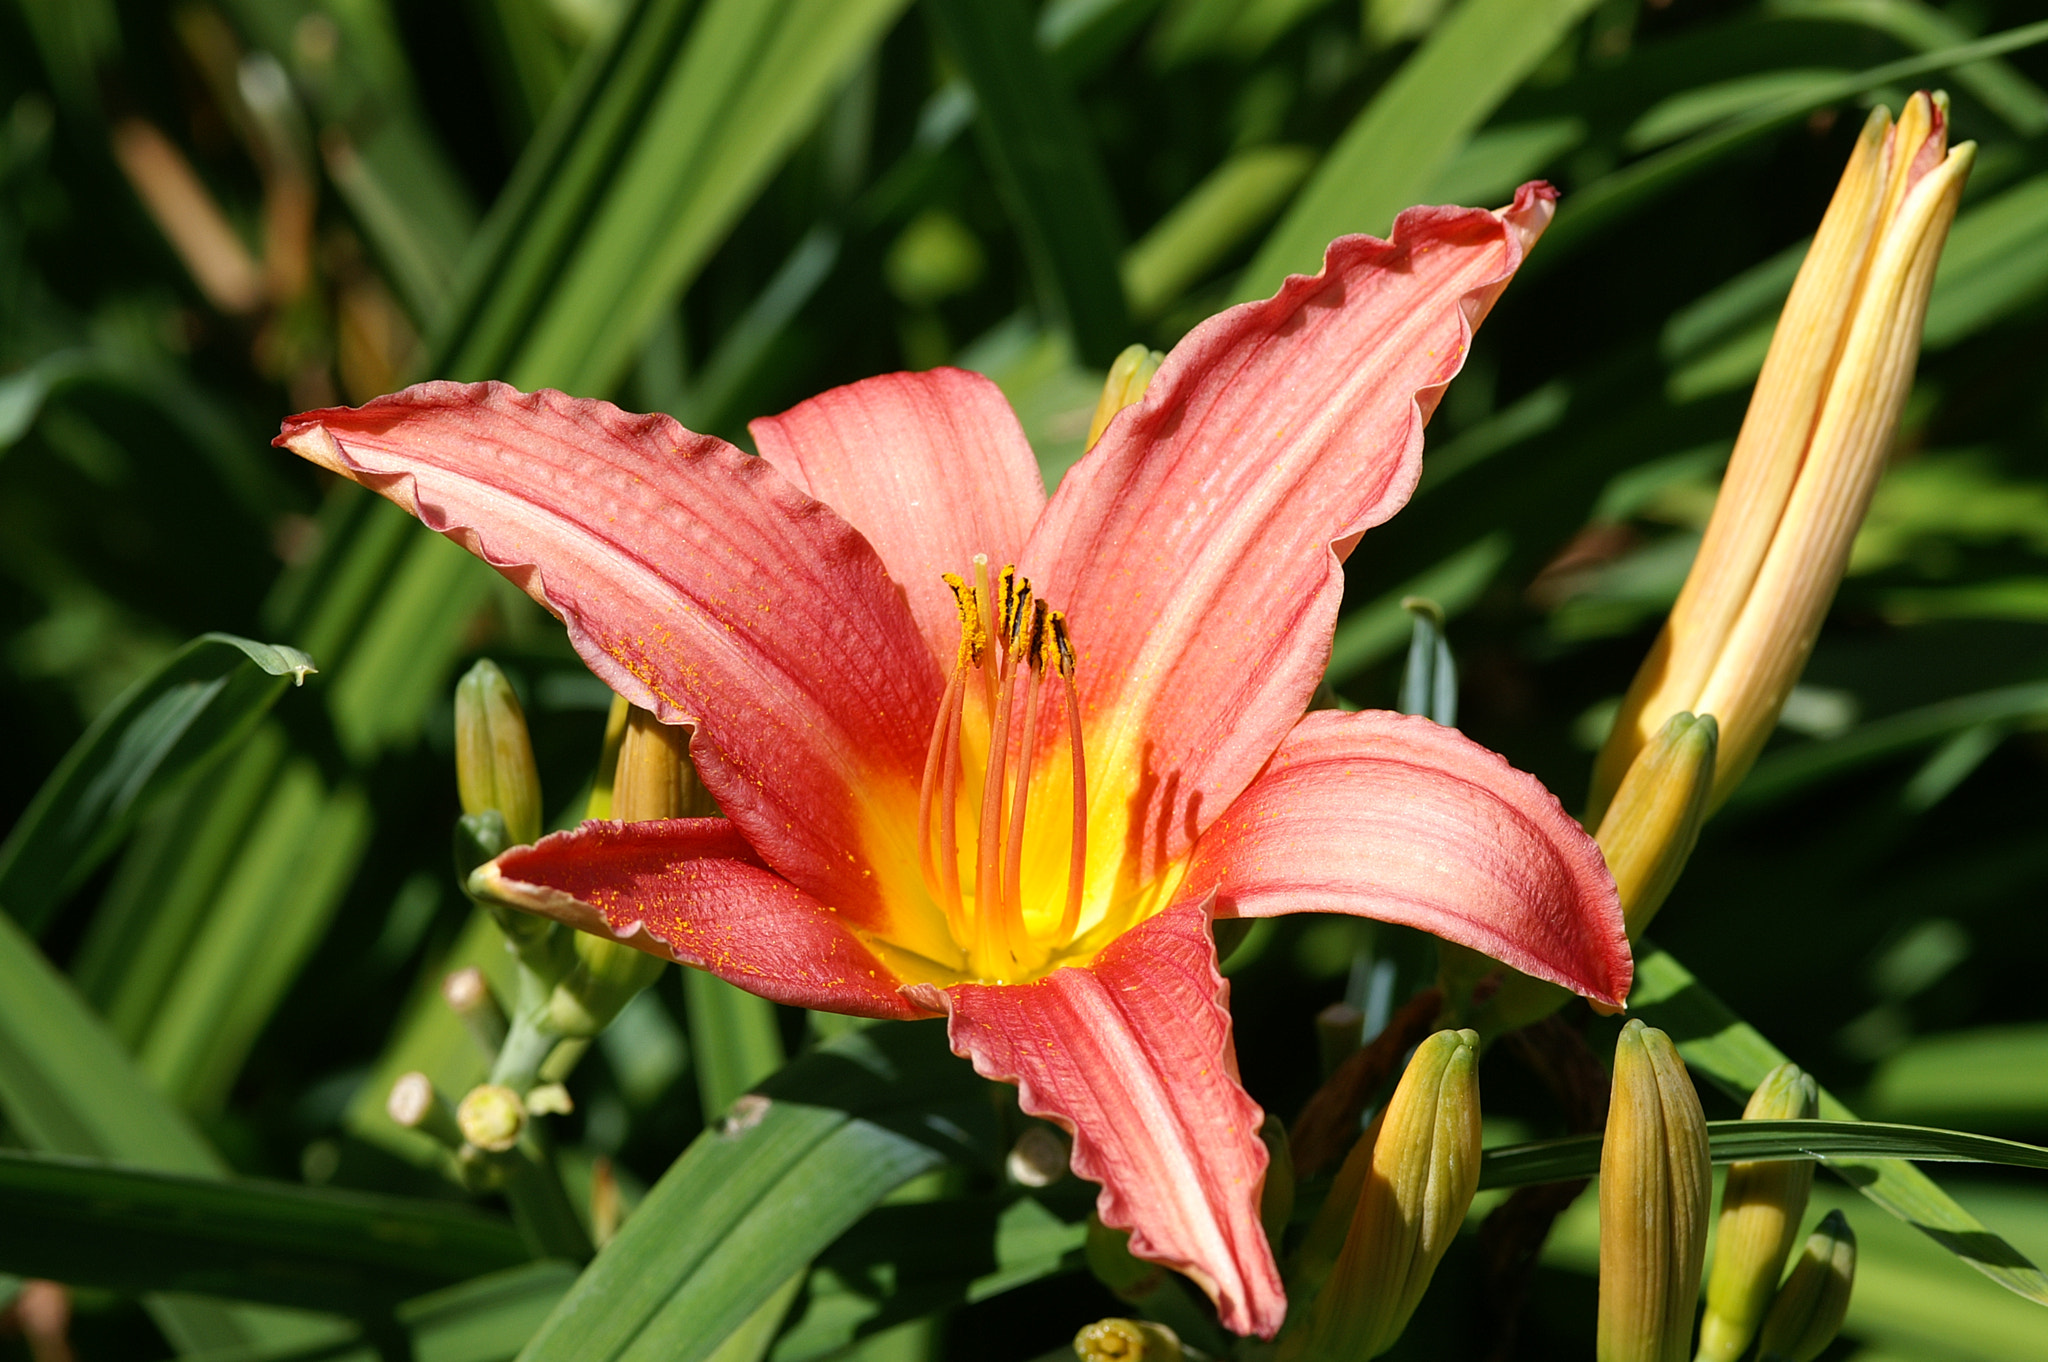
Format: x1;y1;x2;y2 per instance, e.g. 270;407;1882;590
914;902;1285;1337
479;820;931;1020
276;382;938;924
1183;709;1630;1006
751;368;1047;663
1021;184;1556;893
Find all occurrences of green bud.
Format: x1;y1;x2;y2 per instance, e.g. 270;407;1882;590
455;660;542;847
1074;1318;1182;1362
546;707;699;1035
1598;1020;1709;1362
455;1083;526;1153
1698;1063;1821;1362
1284;1029;1482;1361
456;809;556;959
1086;344;1164;450
1756;1210;1856;1362
1593;712;1717;940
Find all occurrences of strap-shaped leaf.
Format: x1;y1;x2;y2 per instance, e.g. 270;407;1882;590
516;1022;991;1362
0;632;315;935
1481;1119;2048;1189
922;0;1129;364
0;1149;528;1315
1239;0;1602;298
1630;945;2048;1307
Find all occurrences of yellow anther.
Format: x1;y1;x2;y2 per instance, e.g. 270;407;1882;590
943;572;986;668
1050;612;1075;678
997;565;1019;641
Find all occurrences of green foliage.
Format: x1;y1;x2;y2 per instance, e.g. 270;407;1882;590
5;0;2048;1358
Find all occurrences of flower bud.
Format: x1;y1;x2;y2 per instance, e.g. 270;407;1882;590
1284;1029;1482;1361
547;707;702;1035
1756;1210;1856;1362
455;1083;526;1153
1698;1062;1821;1362
1087;343;1164;449
454;659;542;846
1598;1020;1709;1362
1592;94;1975;821
1594;712;1717;940
442;966;508;1056
1074;1318;1182;1362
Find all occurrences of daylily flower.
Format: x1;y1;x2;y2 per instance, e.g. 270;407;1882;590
275;180;1626;1337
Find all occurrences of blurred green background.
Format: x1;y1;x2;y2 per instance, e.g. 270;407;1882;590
3;0;2048;1358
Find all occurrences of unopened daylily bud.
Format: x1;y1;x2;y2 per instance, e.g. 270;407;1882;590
1087;343;1164;449
1698;1063;1821;1362
548;707;702;1036
1074;1318;1183;1362
1594;713;1717;940
1598;1020;1709;1362
455;659;542;846
1592;94;1975;822
455;1083;526;1153
1284;1029;1481;1361
457;808;555;958
1756;1210;1856;1362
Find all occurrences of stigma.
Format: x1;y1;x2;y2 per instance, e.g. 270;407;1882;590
916;557;1088;981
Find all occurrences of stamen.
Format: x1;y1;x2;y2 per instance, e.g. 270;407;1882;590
1001;600;1052;946
1053;613;1088;945
976;635;1020;967
972;556;997;717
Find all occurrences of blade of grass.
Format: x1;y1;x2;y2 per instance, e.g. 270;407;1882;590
1481;1119;2048;1189
0;633;314;936
1239;0;1603;300
0;1149;528;1315
514;1023;989;1362
923;0;1129;363
683;972;787;1122
0;910;353;1355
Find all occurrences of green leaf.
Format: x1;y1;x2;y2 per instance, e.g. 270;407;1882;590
923;0;1130;363
0;904;353;1356
515;1023;990;1362
1774;0;2048;136
399;1262;580;1362
1238;0;1603;300
1480;1119;2048;1190
0;1149;529;1315
135;764;372;1113
1870;1025;2048;1132
1630;945;2048;1307
1122;144;1314;320
1537;18;2048;264
1728;681;2048;811
0;632;315;935
684;971;787;1123
441;0;911;396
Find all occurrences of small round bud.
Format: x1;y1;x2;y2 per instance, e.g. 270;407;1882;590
456;1083;526;1153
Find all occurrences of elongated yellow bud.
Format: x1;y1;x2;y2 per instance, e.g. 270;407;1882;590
1697;1063;1821;1362
1756;1210;1856;1362
1591;94;1975;821
1599;1020;1709;1362
1087;343;1164;449
549;707;706;1036
454;659;542;846
1596;713;1717;940
1283;1029;1482;1361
